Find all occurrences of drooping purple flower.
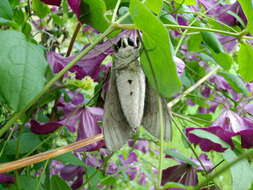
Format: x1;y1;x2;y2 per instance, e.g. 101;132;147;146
186;109;253;151
106;162;118;174
186;126;235;152
30;120;62;134
41;0;61;6
50;160;65;175
0;174;15;184
128;140;149;153
174;56;185;76
75;107;105;152
162;152;213;188
47;30;133;81
60;165;85;189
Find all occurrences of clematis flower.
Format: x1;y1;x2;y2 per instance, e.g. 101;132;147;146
0;174;15;184
198;1;246;27
41;0;61;6
186;109;253;152
30;120;62;134
60;165;85;189
162;152;213;188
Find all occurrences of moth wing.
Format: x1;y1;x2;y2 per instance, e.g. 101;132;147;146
142;84;172;140
116;66;145;128
103;71;132;151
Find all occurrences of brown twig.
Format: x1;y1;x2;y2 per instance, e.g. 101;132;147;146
0;134;103;173
66;22;82;57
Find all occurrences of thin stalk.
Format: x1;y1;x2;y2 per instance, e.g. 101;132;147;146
0;127;15;157
113;23;253;40
0;25;115;138
35;160;49;190
112;0;122;23
157;96;165;189
194;149;253;190
167;66;220;109
66;22;82;57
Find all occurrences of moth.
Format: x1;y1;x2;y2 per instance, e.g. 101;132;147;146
103;36;171;151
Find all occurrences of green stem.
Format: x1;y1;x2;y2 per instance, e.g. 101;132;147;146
194;149;253;190
112;0;122;23
157;96;165;189
0;24;115;138
113;23;253;40
35;160;49;190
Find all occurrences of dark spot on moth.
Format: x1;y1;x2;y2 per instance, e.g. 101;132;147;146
128;80;132;84
130;92;133;95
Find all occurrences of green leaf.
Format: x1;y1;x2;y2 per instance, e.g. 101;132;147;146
55;152;85;166
238;0;253;35
130;0;181;97
0;30;47;111
163;182;192;189
0;0;13;20
218;71;249;96
164;149;199;167
189;129;230;149
145;0;162;14
174;0;196;5
17;176;39;190
223;150;253;190
100;176;117;185
187;33;202;51
238;42;253;81
211;50;233;70
5;133;41;155
201;31;224;54
80;0;109;32
103;0;117;9
50;175;71;190
32;0;50;18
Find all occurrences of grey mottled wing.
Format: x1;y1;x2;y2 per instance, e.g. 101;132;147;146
142;84;171;140
103;71;132;151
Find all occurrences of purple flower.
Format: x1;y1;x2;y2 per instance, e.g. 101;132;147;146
60;165;85;189
162;153;213;188
128;140;149;153
68;0;80;18
30;120;62;134
125;166;138;180
106;162;118;174
0;174;15;184
85;153;103;168
174;56;185;76
186;109;253;152
119;152;138;166
75;107;105;152
41;0;61;6
138;172;147;185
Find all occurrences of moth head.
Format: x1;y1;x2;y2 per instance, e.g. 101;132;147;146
113;36;140;58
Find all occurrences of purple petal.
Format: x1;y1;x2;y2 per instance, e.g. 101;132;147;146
41;0;61;6
213;110;249;132
162;164;198;186
0;174;15;184
85;154;103;168
237;129;253;149
75;107;105;152
125;166;138;180
190;154;214;171
30;120;62;134
119;152;138;166
68;0;80;18
128;140;149;153
106;162;118;174
186;126;235;152
60;165;84;181
138;172;146;185
71;174;84;189
174;56;185;76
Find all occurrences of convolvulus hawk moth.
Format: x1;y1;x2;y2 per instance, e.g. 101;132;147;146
103;36;171;151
